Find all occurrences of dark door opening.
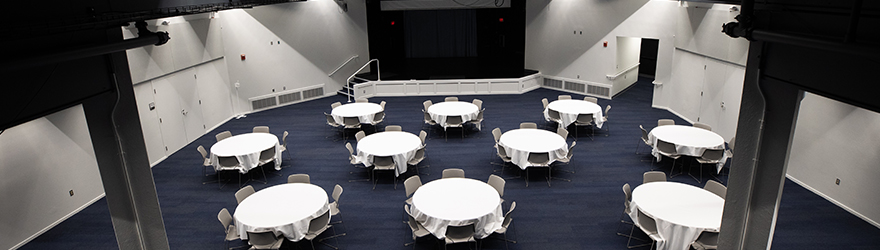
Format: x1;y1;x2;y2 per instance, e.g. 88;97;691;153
639;38;659;79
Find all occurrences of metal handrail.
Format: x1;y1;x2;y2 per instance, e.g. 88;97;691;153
346;59;380;102
606;63;640;80
328;55;359;77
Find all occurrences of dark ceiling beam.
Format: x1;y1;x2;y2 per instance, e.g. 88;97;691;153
680;0;742;5
8;0;304;37
722;0;880;113
2;21;169;72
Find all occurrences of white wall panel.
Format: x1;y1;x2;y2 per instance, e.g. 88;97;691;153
616;36;641;70
522;78;539;89
419;84;435;93
169;69;206;142
460;82;477;93
435;83;460;93
126;13;230;163
527;0;671;89
376;84;405;95
788;93;880;226
133;83;167;165
491;82;520;93
476;82;490;92
666;50;705;121
693;57;745;140
195;59;234;128
699;58;725;126
674;5;740;63
151;77;188;155
203;17;226;61
169;22;205;70
405;84;420;94
220;1;369;113
356;76;537;99
653;3;748;135
717;64;744;140
1;106;103;250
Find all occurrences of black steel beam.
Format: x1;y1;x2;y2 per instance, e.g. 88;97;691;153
81;31;169;250
718;41;806;250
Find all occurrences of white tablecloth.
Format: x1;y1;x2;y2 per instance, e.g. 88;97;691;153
355;131;422;176
648;125;728;173
210;133;282;174
427;101;480;130
497;129;568;170
331;103;383;124
234;183;330;241
630;182;724;250
543;99;605;129
410;178;503;239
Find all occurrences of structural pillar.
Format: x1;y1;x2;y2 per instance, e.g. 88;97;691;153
81;31;170;250
718;41;804;249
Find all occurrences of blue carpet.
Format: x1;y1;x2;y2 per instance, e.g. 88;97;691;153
20;77;880;250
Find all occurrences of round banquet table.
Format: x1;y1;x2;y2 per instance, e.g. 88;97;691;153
648;125;727;173
331;102;383;125
427;101;480;130
210;133;281;174
497;129;569;169
544;99;605;128
355;131;422;176
410;178;503;239
234;183;330;241
630;182;724;250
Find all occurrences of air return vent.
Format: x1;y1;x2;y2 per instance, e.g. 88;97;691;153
248;84;326;111
277;92;302;105
587;85;611;97
302;87;324;99
251;97;277;110
541;76;612;99
543;78;563;88
564;81;586;93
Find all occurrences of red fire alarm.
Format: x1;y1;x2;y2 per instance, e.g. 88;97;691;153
391;21;395;26
240;54;246;60
499;18;504;23
603;41;608;47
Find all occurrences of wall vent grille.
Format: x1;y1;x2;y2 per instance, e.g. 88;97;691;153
251;97;277;110
302;88;324;99
564;81;586;92
587;85;611;97
248;84;325;111
541;76;612;99
278;92;302;104
543;78;563;88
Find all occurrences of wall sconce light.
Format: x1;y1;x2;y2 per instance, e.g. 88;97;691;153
730;6;739;12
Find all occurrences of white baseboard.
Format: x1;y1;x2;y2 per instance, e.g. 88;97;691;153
149;156;168;168
650;105;695;124
523;85;541;93
785;175;880;229
11;194;106;250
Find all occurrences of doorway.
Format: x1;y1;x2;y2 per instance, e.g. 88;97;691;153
639;38;659;79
